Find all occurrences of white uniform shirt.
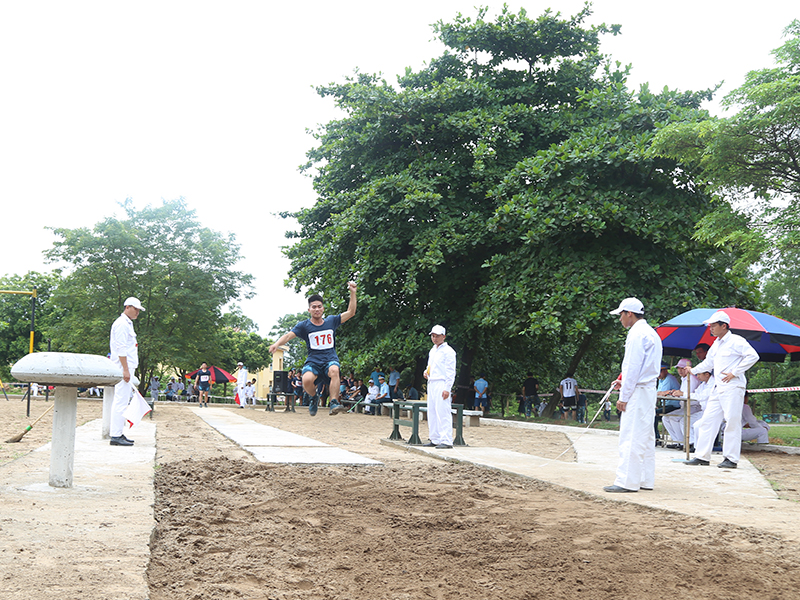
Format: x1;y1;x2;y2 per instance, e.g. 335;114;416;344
693;332;759;388
619;318;662;404
237;367;248;387
110;313;138;369
427;342;456;388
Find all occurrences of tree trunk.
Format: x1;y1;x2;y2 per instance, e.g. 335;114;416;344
413;356;427;393
567;332;593;377
455;345;474;408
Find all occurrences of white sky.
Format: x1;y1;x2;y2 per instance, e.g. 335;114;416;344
1;1;796;335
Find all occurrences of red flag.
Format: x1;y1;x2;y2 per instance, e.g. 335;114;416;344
234;391;241;406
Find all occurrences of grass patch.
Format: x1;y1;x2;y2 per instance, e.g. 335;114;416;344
767;425;800;447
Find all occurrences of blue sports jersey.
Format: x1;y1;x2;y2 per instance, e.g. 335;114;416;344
292;315;342;364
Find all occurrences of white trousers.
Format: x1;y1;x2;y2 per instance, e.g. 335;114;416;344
741;424;770;444
614;385;656;490
663;407;702;445
427;380;453;446
112;379;134;437
694;385;745;463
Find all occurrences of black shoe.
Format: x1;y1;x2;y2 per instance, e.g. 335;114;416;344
422;441;436;447
110;436;133;447
640;486;653;491
718;458;738;469
685;458;710;466
603;485;637;493
122;434;134;444
435;444;453;449
309;395;319;416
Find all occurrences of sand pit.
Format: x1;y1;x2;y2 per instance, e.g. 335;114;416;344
2;398;800;599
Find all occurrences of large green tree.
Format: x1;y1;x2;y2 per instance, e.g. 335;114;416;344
45;198;253;390
284;6;756;402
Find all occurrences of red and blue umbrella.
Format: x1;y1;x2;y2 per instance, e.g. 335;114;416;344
657;308;800;362
185;365;237;384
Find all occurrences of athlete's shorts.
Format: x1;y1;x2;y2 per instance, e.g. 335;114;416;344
302;360;340;379
198;383;210;392
562;397;577;409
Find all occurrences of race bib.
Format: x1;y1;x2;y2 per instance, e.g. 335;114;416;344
308;329;334;350
200;375;209;383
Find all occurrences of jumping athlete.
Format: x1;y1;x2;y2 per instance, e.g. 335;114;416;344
269;282;357;416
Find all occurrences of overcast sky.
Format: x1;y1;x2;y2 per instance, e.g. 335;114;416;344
1;1;796;335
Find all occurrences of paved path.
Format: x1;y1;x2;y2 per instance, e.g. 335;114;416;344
193;407;382;465
383;418;800;542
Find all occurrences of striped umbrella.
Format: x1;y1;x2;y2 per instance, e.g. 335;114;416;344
657;307;800;362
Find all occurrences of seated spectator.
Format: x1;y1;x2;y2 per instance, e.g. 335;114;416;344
741;394;770;444
406;385;419;400
374;375;391;415
365;380;379;414
663;367;713;450
655;363;682;443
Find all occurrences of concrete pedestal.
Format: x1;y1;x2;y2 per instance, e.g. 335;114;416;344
11;352;123;489
50;387;79;487
102;386;114;439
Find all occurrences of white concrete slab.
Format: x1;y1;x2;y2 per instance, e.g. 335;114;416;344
246;446;382;465
193;407;382;465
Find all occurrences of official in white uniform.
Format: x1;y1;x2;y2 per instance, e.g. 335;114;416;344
687;310;760;468
604;297;662;493
109;296;145;446
236;362;248;408
423;325;457;449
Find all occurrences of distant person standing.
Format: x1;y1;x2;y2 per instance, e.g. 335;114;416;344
521;373;539;418
235;362;248;407
474;374;489;415
686;311;760;469
388;367;401;400
423;325;457;449
559;373;578;421
109;297;145;447
149;376;160;405
604;297;662;493
195;363;212;408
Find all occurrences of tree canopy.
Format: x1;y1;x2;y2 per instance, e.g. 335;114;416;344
282;6;757;398
651;20;800;272
44;198;254;388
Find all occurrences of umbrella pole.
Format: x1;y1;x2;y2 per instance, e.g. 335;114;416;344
684;382;691;460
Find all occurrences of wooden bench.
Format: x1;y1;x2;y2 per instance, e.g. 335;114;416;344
388;401;468;446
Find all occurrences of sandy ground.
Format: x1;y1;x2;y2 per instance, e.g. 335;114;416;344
3;397;800;599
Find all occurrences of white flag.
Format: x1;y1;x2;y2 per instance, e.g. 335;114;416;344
124;388;152;428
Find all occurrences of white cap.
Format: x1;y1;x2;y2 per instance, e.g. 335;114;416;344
429;324;446;335
124;297;145;311
609;297;644;315
703;310;730;325
676;358;692;368
237;361;244;366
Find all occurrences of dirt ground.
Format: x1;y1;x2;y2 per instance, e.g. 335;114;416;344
3;397;800;600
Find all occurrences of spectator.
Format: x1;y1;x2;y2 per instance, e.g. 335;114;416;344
406;384;419;400
388;367;402;400
365;380;379;414
559;373;578;421
370;366;383;387
603;398;612;422
741;394;770;444
521;373;539;418
149;376;160;404
375;374;391;415
474;374;490;415
576;393;587;424
166;378;177;401
655;363;682;444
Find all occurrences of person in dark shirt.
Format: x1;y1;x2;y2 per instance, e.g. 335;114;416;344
521;373;539;418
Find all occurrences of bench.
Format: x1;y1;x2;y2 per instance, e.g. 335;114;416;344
388;401;468;446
